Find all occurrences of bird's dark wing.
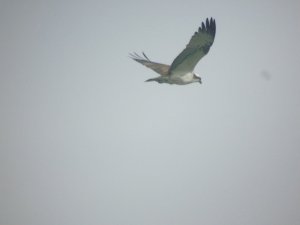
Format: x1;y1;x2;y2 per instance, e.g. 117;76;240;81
169;18;216;75
130;52;170;76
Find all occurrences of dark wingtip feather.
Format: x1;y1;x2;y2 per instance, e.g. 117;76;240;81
205;17;216;37
211;18;216;37
197;17;216;37
201;22;205;30
142;52;151;61
129;52;136;59
129;52;139;60
206;18;209;31
129;52;152;62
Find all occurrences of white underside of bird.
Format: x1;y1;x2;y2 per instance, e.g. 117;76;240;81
167;72;200;85
145;71;200;85
174;72;195;83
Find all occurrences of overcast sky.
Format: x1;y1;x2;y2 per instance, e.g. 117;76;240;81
1;0;300;225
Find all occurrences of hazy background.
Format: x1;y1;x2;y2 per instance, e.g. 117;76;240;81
1;0;299;225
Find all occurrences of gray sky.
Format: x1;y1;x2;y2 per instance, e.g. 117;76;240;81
1;0;300;225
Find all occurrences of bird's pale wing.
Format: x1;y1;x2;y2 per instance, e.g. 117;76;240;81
130;52;170;76
169;18;216;75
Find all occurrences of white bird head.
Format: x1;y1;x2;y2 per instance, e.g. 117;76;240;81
193;73;202;84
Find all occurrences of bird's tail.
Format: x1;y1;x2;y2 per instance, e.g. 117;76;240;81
145;78;157;82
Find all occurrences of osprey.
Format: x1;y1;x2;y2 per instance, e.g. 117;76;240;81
130;18;216;85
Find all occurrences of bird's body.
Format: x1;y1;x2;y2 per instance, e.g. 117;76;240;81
146;72;199;85
130;18;216;85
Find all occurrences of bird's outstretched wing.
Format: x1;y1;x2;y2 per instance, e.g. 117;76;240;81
129;52;170;76
169;18;216;75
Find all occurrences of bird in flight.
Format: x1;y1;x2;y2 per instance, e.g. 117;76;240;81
130;18;216;85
